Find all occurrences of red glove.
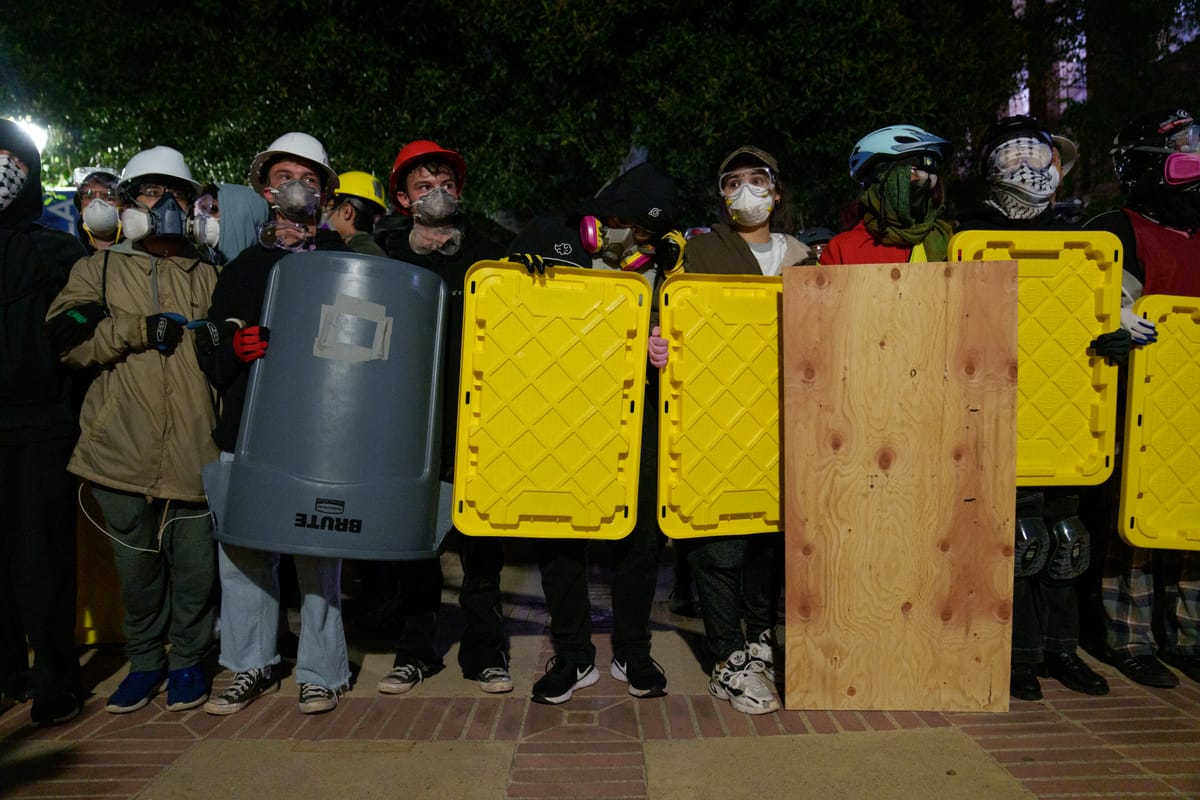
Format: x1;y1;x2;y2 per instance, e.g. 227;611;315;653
232;325;270;362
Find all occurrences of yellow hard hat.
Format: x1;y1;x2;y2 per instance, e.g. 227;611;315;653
334;170;387;213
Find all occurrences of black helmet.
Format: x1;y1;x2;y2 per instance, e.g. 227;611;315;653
978;115;1053;177
797;226;835;247
1112;108;1200;194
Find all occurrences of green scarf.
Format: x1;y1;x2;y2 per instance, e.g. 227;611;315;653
861;163;953;261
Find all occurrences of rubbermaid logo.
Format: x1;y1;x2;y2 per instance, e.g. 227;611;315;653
315;498;345;514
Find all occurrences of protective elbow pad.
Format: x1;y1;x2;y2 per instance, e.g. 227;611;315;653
1014;492;1050;577
1042;515;1091;581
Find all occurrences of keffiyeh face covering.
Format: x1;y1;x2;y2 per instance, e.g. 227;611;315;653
0;154;29;212
987;137;1060;220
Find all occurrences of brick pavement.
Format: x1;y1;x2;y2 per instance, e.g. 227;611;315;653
3;559;1200;799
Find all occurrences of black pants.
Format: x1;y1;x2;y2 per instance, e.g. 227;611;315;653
685;532;781;661
537;382;662;665
456;534;507;677
1012;577;1080;665
0;438;81;697
391;556;444;670
391;536;510;676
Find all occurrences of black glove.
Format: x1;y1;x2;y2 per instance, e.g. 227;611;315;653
1089;329;1133;365
507;252;549;275
44;302;108;351
655;230;686;277
146;312;187;355
193;319;240;363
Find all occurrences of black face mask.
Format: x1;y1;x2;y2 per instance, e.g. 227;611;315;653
149;193;188;237
124;192;190;241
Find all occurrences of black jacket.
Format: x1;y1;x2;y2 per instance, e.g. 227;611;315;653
380;215;504;479
0;118;89;444
202;229;349;452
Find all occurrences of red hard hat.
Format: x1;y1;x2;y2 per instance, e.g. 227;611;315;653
388;140;467;210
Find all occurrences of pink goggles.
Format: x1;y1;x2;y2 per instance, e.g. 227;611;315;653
1165;152;1200;185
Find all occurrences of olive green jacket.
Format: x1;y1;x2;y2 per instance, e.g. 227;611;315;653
47;241;220;501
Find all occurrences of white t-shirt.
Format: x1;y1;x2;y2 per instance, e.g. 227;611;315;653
747;233;790;277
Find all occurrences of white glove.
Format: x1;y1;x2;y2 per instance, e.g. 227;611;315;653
1120;307;1158;344
648;326;669;369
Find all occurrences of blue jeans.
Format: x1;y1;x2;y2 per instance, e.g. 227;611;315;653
217;542;349;690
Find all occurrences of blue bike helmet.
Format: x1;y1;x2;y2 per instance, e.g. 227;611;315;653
848;125;953;185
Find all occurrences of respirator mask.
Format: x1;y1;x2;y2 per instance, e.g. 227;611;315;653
82;200;120;238
269;179;322;223
410;187;459;226
188;195;220;249
724;183;774;226
121;193;189;241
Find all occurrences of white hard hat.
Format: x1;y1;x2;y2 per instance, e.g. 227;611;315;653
247;132;339;195
118;146;201;196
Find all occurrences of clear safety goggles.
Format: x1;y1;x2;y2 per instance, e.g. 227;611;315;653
194;194;218;217
1167;123;1200;153
990;138;1054;172
1131;122;1200;155
718;167;775;197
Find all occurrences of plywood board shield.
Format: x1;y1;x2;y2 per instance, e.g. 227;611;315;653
948;230;1122;487
782;261;1018;712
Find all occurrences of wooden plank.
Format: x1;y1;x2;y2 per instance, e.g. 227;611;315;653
782;261;1018;712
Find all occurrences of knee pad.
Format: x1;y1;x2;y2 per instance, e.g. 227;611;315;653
1014;491;1050;577
1042;514;1091;581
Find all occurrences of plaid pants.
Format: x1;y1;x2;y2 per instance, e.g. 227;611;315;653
1102;536;1200;656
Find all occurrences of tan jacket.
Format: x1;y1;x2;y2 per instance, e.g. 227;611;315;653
46;241;220;501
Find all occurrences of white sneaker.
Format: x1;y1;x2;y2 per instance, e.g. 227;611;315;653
476;667;514;694
297;683;340;714
746;629;779;684
710;649;780;715
377;663;426;695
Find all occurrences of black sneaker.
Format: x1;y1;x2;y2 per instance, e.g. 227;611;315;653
30;691;84;727
1041;651;1109;695
610;656;667;698
1111;653;1179;689
532;657;597;705
1160;651;1200;684
1010;662;1042;701
203;666;279;715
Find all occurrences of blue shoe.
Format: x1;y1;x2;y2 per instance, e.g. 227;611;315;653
104;669;166;714
166;666;209;711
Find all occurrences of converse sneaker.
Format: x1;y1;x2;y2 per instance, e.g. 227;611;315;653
377;662;435;695
532;657;598;705
297;683;340;714
610;656;668;698
203;666;279;716
476;667;514;694
710;649;780;715
746;629;779;684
